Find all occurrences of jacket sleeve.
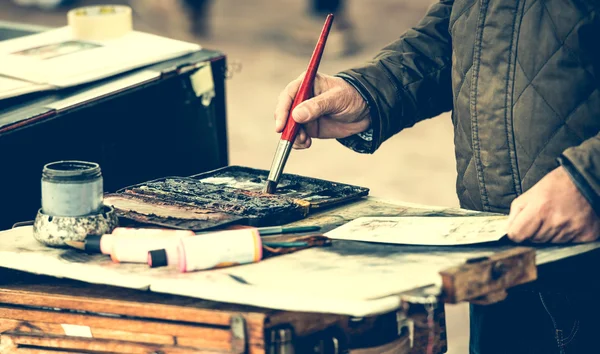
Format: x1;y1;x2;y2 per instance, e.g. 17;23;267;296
336;0;454;153
559;141;600;215
557;4;600;216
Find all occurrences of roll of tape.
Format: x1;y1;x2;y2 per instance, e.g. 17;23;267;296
67;5;133;41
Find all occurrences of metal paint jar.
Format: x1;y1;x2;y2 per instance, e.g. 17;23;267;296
41;161;103;217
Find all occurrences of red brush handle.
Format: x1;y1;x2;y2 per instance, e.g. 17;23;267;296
281;14;334;142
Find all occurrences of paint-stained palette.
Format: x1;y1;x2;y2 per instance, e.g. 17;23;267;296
104;166;369;231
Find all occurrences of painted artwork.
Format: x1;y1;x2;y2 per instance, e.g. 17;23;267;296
325;216;510;246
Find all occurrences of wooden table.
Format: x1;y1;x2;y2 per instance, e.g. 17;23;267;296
1;197;596;353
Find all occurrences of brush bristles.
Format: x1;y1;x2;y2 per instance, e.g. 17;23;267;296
263;180;277;194
64;240;86;251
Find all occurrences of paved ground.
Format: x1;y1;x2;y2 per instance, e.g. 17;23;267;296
0;1;469;352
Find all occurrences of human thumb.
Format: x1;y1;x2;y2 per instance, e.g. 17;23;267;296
292;93;336;124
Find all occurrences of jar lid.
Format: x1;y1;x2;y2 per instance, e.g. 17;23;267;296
42;161;101;182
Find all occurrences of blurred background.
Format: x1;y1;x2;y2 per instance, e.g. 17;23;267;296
0;0;465;352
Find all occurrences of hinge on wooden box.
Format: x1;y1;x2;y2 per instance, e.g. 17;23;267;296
231;315;247;353
268;327;295;354
396;310;413;348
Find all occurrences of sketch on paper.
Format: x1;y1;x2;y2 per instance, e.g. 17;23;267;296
325;216;509;246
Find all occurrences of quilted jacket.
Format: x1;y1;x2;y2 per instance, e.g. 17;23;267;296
338;0;600;213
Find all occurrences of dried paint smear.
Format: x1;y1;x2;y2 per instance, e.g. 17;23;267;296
195;166;369;207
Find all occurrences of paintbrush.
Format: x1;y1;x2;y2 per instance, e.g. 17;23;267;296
65;240;96;252
64;226;322;252
65;234;103;253
255;225;320;236
264;14;335;194
199;225;321;236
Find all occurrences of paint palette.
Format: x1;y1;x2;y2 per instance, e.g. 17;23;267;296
104;166;369;231
195;166;368;207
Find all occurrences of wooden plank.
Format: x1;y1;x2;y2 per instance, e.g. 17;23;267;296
5;349;79;354
1;338;91;354
0;306;230;343
470;290;508;305
0;318;268;354
439;247;536;303
0;269;268;349
3;348;75;354
1;318;177;345
0;268;268;325
0;288;234;324
0;308;406;354
0;269;358;347
0;331;224;354
0;275;370;352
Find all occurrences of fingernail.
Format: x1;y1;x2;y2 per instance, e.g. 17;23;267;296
292;108;309;122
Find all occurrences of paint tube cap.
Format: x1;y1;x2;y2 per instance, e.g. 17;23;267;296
148;249;168;268
84;234;102;253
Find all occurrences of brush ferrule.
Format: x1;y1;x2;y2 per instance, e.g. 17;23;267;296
267;140;293;184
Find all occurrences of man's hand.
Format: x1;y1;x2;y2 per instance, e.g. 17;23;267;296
274;73;371;149
507;166;600;243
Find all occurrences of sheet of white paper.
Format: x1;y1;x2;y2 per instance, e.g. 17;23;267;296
0;75;52;98
1;224;599;317
148;244;475;317
0;76;32;91
44;70;160;111
0;226;161;290
0;226;463;317
0;27;200;100
326;216;509;245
